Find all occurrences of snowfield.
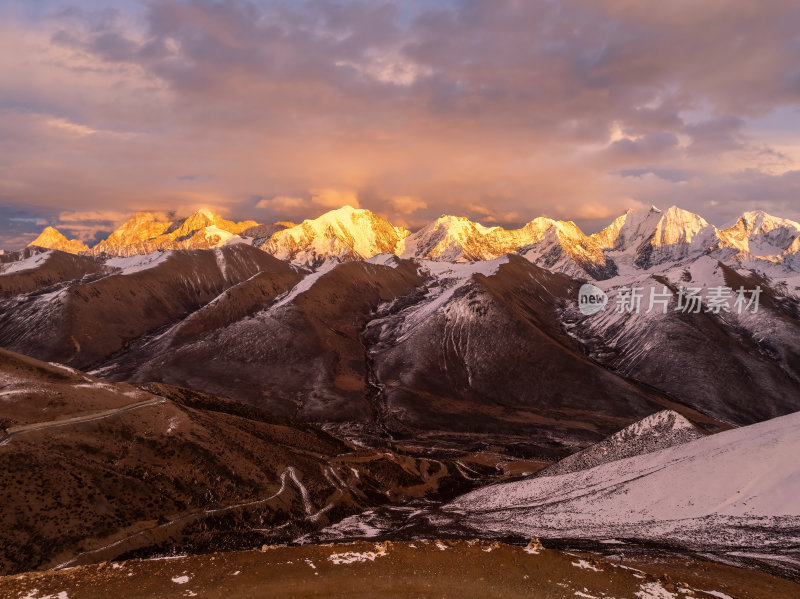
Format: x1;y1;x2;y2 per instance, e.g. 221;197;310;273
104;251;169;275
445;410;800;548
0;250;53;274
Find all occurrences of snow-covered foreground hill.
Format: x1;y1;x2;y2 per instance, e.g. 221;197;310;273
445;410;800;571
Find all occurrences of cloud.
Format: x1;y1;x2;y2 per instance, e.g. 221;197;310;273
255;195;307;211
57;210;129;223
336;51;432;86
1;0;800;248
311;189;360;209
391;196;427;214
619;168;693;183
45;117;98;136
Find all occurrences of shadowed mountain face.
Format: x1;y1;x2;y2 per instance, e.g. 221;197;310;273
0;244;302;370
568;258;800;425
359;256;723;456
0;348;470;575
93;259;427;424
0;247;110;298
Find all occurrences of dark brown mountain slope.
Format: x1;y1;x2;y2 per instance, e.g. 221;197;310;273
86;255;725;459
0;348;467;575
365;255;724;458
0;247;790;458
0;247;109;297
93;259;425;423
0;244;302;369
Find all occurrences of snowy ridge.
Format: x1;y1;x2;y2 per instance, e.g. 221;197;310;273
272;264;336;308
537;410;704;477
0;250;54;275
446;410;800;548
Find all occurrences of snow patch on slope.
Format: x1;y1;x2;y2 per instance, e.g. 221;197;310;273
395;257;509;341
446;410;800;546
104;251;169;275
0;250;53;275
273;264;336;308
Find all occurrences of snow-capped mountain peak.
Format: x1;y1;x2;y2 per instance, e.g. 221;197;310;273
591;206;663;252
261;205;410;268
718;210;800;258
399;214;500;262
166;209;257;239
28;226;88;254
94;212;174;250
593;205;719;270
651;205;714;247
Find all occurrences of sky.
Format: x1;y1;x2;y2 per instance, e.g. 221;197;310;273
1;0;800;248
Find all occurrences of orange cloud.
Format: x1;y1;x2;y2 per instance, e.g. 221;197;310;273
311;189;360;209
391;196;427;214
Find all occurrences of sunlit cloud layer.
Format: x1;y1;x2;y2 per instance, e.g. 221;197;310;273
1;0;800;247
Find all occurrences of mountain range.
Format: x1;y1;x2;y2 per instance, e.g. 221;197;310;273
2;203;800;584
19;205;800;282
2;204;799;461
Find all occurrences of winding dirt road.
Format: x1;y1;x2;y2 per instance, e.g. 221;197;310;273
0;397;166;446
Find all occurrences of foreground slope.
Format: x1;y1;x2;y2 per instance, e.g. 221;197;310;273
3;541;797;599
0;348;468;575
445;410;800;574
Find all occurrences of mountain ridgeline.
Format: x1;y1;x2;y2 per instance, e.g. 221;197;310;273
16;204;800;281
